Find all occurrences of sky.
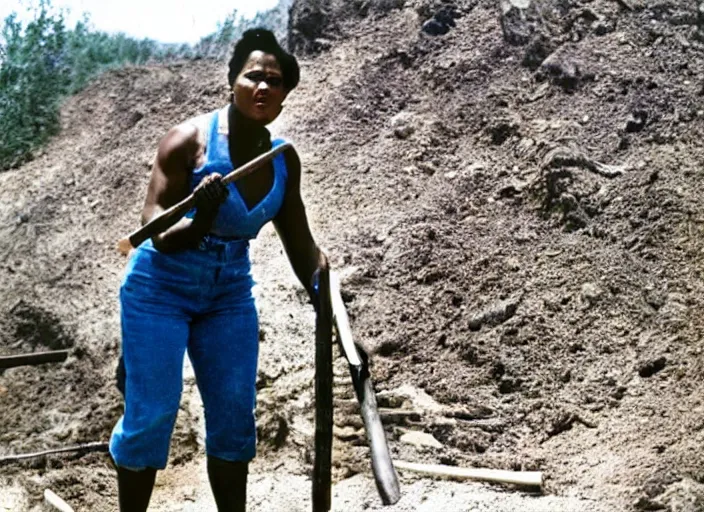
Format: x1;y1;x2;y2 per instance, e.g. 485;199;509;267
0;0;280;44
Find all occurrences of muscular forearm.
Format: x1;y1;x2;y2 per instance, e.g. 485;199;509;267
150;213;213;253
289;244;324;298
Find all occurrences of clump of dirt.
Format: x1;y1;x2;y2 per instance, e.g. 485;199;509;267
3;300;75;352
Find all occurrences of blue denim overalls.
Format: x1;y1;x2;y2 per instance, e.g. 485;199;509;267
110;107;289;470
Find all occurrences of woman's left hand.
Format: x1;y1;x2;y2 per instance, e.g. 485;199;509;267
309;252;329;311
194;173;230;221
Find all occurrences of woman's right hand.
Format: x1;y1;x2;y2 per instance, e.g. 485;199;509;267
194;173;229;221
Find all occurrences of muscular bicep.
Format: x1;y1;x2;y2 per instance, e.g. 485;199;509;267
141;125;199;225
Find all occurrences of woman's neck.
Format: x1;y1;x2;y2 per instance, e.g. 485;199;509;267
228;104;269;151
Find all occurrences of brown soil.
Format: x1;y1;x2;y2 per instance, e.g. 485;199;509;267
2;0;704;511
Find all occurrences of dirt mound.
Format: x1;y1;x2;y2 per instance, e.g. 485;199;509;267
2;0;704;510
286;0;704;509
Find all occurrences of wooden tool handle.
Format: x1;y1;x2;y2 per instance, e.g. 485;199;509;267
329;273;401;505
117;141;293;255
394;460;543;488
356;373;401;505
313;264;333;512
329;272;361;367
119;195;195;254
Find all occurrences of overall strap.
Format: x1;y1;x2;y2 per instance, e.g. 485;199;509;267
206;110;221;160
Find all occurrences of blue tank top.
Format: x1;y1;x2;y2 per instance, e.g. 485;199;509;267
189;108;289;240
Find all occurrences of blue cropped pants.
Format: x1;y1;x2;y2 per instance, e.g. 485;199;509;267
110;238;259;470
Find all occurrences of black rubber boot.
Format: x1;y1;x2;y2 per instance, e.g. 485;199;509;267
116;465;157;512
207;456;248;512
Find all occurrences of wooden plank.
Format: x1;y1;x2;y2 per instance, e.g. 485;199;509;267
0;350;69;369
313;265;333;512
394;460;543;487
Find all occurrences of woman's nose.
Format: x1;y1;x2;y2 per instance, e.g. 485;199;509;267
257;81;269;91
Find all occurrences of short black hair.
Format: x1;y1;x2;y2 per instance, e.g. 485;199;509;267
228;29;300;91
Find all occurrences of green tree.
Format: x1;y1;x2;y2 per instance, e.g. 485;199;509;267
0;0;293;170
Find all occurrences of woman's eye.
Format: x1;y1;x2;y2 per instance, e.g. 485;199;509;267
244;72;283;87
246;72;266;82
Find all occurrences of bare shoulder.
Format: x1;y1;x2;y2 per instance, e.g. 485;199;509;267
174;111;212;149
157;112;213;170
283;144;302;183
183;112;212;143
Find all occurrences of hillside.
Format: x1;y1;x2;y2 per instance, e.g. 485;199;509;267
1;0;704;510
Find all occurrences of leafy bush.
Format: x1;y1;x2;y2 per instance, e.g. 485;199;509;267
0;2;169;169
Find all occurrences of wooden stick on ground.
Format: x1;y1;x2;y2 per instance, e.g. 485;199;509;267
44;490;75;512
117;141;293;255
394;460;543;488
0;442;109;466
0;350;69;369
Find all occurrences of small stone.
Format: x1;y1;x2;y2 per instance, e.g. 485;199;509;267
418;162;438;176
313;38;332;51
129;110;144;126
638;357;667;378
611;385;628;400
334;426;362;442
569;342;585;353
422;19;450;36
498;181;526;198
394;125;415;139
499;377;522;394
508;0;531;8
400;431;443;449
506;258;521;272
390;112;416;139
580;283;604;306
625;110;648;133
633;496;666;510
594;21;612;36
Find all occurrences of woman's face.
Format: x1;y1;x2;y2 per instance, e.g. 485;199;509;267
233;50;287;125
